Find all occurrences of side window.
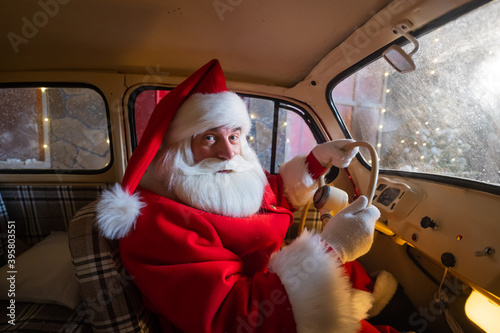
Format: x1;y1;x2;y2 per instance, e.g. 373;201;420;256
246;96;318;173
130;89;319;174
0;86;111;173
331;1;500;186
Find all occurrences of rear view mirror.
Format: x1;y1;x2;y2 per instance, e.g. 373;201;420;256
383;45;416;73
383;21;420;73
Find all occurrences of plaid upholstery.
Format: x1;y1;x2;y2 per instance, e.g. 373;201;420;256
285;205;323;241
0;185;105;248
0;185;104;332
69;201;160;333
0;301;91;332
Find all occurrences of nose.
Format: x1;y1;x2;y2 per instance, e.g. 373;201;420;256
216;138;236;161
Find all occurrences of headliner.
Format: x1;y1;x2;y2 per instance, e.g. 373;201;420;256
1;0;391;87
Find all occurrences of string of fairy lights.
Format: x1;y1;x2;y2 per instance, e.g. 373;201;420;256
371;65;464;170
39;87;111;155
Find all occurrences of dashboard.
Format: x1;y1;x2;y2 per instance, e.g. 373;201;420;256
373;177;500;301
373;177;422;222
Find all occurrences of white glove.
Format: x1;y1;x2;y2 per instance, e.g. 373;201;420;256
320;196;380;263
311;139;359;168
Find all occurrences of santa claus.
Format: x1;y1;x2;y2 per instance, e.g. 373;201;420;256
96;59;399;333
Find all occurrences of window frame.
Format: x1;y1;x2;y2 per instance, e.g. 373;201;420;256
326;0;500;196
0;82;113;175
127;87;325;175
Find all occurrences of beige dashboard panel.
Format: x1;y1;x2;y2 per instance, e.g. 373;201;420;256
375;176;500;300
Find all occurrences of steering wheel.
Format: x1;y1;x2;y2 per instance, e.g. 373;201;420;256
297;140;380;235
343;140;379;206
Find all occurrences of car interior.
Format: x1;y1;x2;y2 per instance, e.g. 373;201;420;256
0;0;499;332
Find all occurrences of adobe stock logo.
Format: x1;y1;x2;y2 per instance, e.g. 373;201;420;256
7;0;72;54
213;0;244;21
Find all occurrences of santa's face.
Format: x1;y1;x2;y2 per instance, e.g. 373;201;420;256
152;130;267;218
191;127;242;163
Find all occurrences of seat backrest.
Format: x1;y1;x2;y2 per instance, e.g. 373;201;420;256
69;201;160;333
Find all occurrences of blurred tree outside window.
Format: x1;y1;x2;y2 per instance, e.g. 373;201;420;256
332;0;500;185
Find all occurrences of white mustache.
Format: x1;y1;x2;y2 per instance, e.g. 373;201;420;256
180;155;258;175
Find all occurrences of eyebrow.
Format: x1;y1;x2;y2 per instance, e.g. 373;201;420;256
206;127;241;132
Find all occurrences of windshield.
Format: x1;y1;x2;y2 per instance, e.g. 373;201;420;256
331;0;500;186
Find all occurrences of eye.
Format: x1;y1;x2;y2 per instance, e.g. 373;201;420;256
229;133;240;143
203;134;216;142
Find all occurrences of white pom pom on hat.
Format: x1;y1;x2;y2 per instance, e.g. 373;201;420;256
96;59;251;239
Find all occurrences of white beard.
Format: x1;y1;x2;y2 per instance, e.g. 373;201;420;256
149;139;267;218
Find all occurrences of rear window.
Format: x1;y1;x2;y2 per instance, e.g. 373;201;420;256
331;0;500;186
0;85;111;173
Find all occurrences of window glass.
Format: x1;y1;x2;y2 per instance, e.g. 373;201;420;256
133;89;170;145
246;97;275;171
277;106;317;171
131;89;318;174
0;86;110;172
331;1;500;185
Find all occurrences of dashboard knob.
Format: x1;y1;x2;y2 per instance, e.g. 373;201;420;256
441;252;456;268
474;247;495;257
420;216;438;229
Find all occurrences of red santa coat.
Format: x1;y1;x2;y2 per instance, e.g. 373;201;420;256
120;178;297;332
119;157;398;333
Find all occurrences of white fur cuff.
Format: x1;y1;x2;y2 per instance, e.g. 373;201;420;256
269;231;360;333
368;270;398;318
278;155;317;208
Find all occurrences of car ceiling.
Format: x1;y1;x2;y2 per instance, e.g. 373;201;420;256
1;0;393;87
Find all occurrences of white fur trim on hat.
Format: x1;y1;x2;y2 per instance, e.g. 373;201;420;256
269;230;360;333
165;91;251;145
96;183;145;239
278;155;317;209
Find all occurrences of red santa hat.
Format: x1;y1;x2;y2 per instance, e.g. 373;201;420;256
97;59;251;239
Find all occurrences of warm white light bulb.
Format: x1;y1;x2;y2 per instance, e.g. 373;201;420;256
465;291;500;333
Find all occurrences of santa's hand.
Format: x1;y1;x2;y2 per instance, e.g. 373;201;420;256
320;196;380;263
311;139;359;168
